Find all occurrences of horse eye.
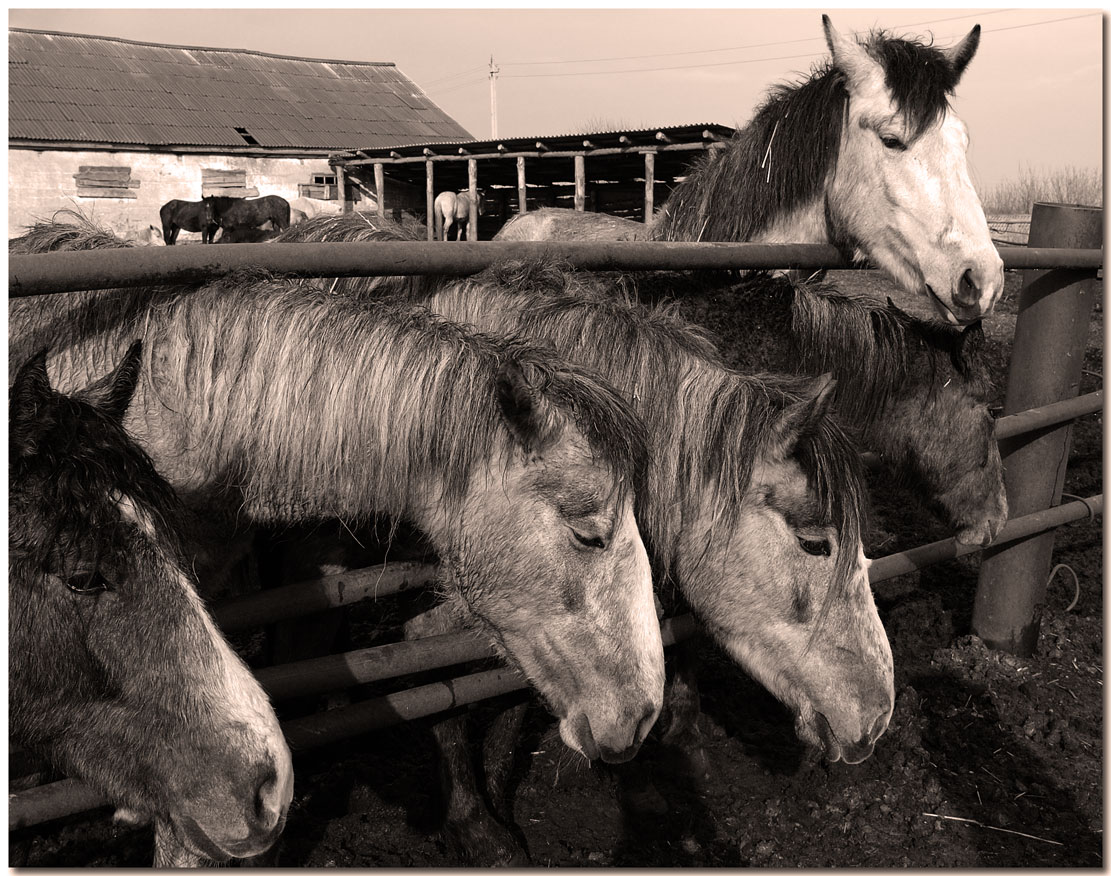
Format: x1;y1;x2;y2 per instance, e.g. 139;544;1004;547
572;531;607;550
798;537;832;557
65;570;111;595
880;135;906;151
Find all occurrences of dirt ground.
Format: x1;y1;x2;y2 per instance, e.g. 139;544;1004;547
11;266;1103;868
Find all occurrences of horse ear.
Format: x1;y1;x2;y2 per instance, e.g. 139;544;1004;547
80;341;143;424
768;373;837;459
942;25;980;81
952;319;984;373
822;15;880;95
10;350;55;457
495;360;554;455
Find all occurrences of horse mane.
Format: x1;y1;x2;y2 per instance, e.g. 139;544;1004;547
741;273;991;422
654;29;964;243
8;217;158;370
420;259;868;601
11;218;648;531
146;273;646;524
10;356;186;571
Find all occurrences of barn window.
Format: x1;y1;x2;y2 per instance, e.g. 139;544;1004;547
73;166;139;199
299;173;339;200
201;168;259;199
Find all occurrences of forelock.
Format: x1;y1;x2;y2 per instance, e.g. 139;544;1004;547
864;30;960;138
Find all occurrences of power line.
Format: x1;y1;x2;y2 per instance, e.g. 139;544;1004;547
421;64;488;88
501;9;1014;68
500;12;1100;80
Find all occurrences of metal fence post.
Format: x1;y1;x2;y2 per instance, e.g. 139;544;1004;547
972;202;1103;655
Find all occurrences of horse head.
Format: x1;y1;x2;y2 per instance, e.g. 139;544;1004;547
436;353;665;764
822;16;1004;324
676;373;893;764
8;344;293;862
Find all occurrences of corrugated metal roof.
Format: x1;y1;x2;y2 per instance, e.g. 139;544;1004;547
8;27;472;150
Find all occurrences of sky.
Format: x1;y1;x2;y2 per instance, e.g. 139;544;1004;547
6;6;1104;191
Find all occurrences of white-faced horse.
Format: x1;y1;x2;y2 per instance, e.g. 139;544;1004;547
495;16;1004;324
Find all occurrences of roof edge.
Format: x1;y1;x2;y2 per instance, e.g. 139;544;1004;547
8;26;396;68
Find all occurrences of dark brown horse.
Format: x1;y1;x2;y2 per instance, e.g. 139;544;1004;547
159;199;217;245
9;343;293;866
206;195;292;237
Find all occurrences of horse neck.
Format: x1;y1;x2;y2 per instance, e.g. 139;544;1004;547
130;287;515;543
655;70;845;244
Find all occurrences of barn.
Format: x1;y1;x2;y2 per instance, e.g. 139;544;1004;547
7;27;472;240
329;124;737;240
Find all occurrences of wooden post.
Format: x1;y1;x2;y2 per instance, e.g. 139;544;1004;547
467;158;479;240
374;163;385;220
425;159;434;241
334;164;352;214
643;150;656;225
574;154;585;212
972;202;1102;655
517;156;527;216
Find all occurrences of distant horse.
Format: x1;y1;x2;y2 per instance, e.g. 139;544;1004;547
159;198;218;245
9;220;665;764
434;189;485;241
205;195;292;237
9;343;292;867
494;16;1004;324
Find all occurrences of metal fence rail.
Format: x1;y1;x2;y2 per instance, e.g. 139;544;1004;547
8;240;1104;297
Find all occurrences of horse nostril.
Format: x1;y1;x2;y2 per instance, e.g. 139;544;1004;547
252;766;280;828
955;267;979;305
635;702;659;745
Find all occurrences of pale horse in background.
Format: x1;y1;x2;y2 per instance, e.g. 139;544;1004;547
434;190;485;241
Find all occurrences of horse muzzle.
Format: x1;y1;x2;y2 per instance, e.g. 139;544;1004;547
561;699;660;764
802;708;891;765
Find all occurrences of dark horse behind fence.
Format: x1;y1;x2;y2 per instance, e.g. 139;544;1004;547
159;199;217;245
9;343;293;866
206;195;292;237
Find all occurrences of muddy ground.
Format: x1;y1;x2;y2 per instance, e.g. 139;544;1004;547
11;266;1103;868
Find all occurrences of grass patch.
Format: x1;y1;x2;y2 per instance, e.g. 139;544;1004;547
981;166;1102;216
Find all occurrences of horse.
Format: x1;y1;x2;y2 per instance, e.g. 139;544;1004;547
632;270;1008;547
494;16;1004;325
205;194;292;237
273;216;892;863
159;198;218;245
9;343;293;867
434;189;485;241
8;220;666;768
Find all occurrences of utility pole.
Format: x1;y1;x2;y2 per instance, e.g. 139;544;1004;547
488;55;500;138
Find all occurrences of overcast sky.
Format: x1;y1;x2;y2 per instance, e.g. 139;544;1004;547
8;6;1103;191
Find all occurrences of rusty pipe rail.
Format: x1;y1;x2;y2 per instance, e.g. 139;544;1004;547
8;241;1102;297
